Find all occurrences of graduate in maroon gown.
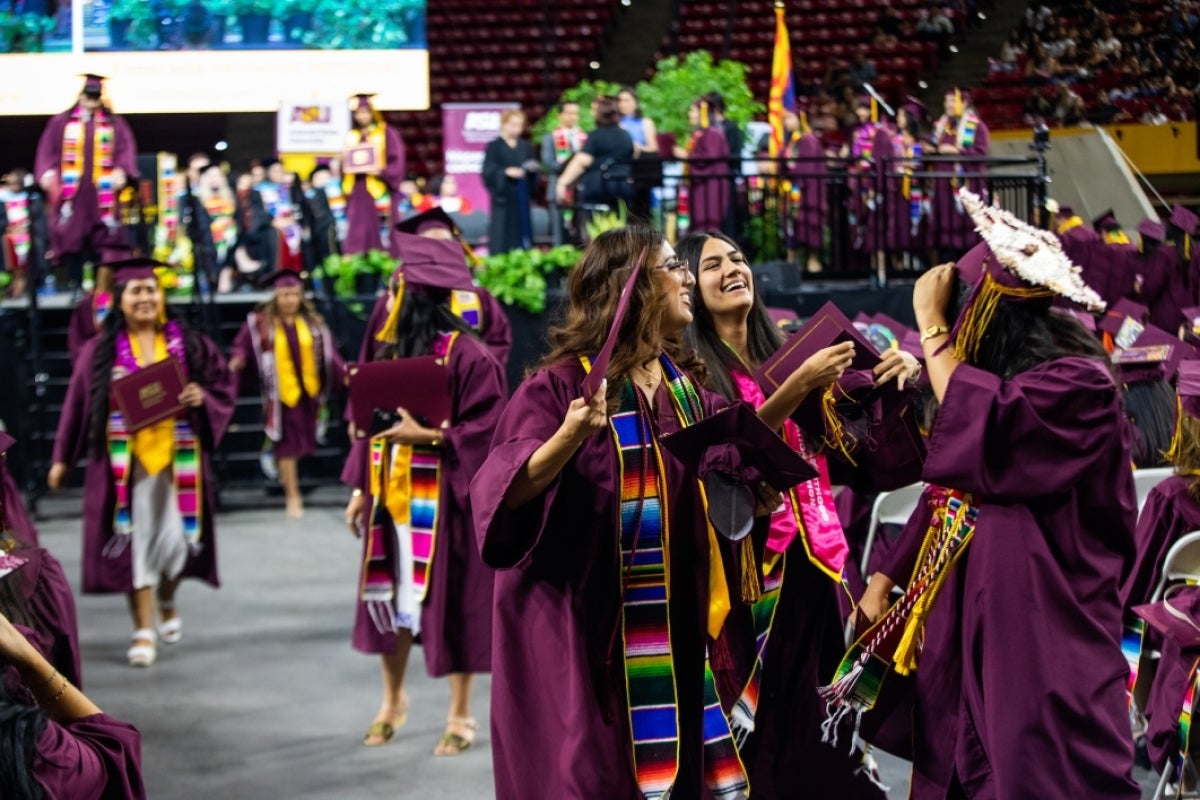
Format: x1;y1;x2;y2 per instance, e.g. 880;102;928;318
34;75;138;288
1139;217;1198;335
849;192;1140;798
1137;586;1200;785
781;109;826;273
47;259;234;669
342;94;405;258
0;603;144;800
676;98;731;234
676;231;923;799
1;432;82;690
341;233;505;754
472;225;778;800
66;264;115;361
229;270;344;518
928;89;989;259
356;207;513;371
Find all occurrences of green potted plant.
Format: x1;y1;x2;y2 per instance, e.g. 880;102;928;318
475;245;581;314
106;0;159;49
275;0;318;44
232;0;273;44
320;249;395;299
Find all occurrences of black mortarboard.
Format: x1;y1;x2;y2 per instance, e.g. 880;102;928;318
80;73;106;96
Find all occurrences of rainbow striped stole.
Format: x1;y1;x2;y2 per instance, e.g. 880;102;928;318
819;489;978;721
1123;620;1146;709
363;439;398;603
729;554;785;746
610;356;750;800
408;447;440;602
1178;660;1200;782
108;414;202;546
61;106;116;223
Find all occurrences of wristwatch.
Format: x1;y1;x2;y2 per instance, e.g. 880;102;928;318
920;325;950;344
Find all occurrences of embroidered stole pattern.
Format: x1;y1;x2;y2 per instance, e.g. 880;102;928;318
449;290;484;332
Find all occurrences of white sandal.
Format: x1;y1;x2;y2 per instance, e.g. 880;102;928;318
127;628;157;668
158;601;182;645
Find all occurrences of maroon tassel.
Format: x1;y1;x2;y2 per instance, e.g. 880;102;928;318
711;631;742;705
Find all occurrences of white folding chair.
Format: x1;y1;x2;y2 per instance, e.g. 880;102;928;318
1149;531;1200;799
1137;467;1176;516
859;482;925;578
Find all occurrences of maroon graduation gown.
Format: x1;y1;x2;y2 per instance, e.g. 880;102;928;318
342;124;406;258
884;357;1139;798
471;359;729;800
229;316;345;460
33;106;138;262
340;334;503;675
1120;476;1200;614
67;294;102;362
1139;245;1198;335
929;115;990;254
356;289;514;372
688;126;731;233
785;133;826;251
33;713;144;800
51;335;234;594
1143;623;1200;773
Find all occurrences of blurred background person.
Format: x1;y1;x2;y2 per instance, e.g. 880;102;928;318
481;109;537;255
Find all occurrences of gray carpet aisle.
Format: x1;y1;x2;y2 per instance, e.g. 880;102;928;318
33;487;1158;798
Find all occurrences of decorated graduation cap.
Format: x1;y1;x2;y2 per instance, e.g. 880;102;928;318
259;269;304;290
1111;340;1178;386
1097;297;1149;337
947;190;1105;363
80;73;106;96
375;233;476;343
1165;358;1200;463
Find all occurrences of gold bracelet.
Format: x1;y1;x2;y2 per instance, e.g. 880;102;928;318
49;676;69;706
43;668;59;686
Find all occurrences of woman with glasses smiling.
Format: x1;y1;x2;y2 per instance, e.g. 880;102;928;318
676;231;922;798
472;225;766;800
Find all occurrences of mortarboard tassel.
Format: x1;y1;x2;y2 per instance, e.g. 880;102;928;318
953;89;964;118
375;276;405;344
739;536;762;603
699;101;710;130
1165;395;1185;465
820;385;859;466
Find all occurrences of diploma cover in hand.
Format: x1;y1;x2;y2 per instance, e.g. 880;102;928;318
343;143;381;175
110;357;187;432
347;357;452;440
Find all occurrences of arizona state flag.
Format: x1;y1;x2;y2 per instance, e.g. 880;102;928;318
767;3;796;157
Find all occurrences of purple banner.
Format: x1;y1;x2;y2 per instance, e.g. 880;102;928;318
441;102;518;216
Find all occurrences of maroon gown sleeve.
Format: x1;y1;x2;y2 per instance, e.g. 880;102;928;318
689;128;728;176
443;338;507;508
67;298;97;363
228;321;257;395
52;338;96;468
24;546;84;690
34;112;65;182
922;357;1126;501
192;334;234;450
380;125;406;192
477;288;513;374
340;439;369;491
33;713;145;800
110;114;139;178
1120;479;1198;613
469;366;576;568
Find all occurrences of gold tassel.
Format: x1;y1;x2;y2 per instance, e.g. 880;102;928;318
1165;396;1184;465
799;110;810;134
870;97;878;124
953;89;964;117
699;101;709;130
820;384;858;466
739;536;761;603
375;276;405;343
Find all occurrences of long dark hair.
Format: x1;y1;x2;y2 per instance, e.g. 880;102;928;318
375;287;480;362
676;231;783;401
1125;379;1176;468
88;285;209;454
970;299;1110;379
541;225;706;408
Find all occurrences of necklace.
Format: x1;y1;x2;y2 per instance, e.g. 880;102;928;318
633;362;660;389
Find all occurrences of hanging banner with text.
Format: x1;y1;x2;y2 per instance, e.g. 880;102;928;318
441;101;519;216
277;98;351;154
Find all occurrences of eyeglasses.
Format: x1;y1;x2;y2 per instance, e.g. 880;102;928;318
658;258;689;274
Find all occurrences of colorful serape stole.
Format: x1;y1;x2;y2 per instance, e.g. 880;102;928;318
956;115;978;150
2;194;30;268
1173;658;1200;789
107;322;202;548
609;355;749;800
363;438;399;605
61;106;116;223
1123;619;1147;710
729;554;785;747
156;152;179;249
449;290;483;333
408;447;440;603
819;488;978;731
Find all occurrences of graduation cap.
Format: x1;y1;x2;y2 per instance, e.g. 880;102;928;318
395;206;459;238
1134;586;1200;650
1098;297;1149;337
0;551;28;582
658;402;818;541
107;257;167;285
1112;342;1177;386
1092;209;1122;231
80;73;106;96
1137;218;1167;246
1179;360;1200;420
901;95;926;123
580;247;648;398
766;306;800;330
1133;323;1192;380
350;92;377;110
1052;306;1097;333
1170;205;1198;237
258;269;304;290
391;233;474;292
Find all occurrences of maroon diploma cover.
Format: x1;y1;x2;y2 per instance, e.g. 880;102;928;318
343;143;381;174
755;301;882;398
347;357;452;440
110;357;187;432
